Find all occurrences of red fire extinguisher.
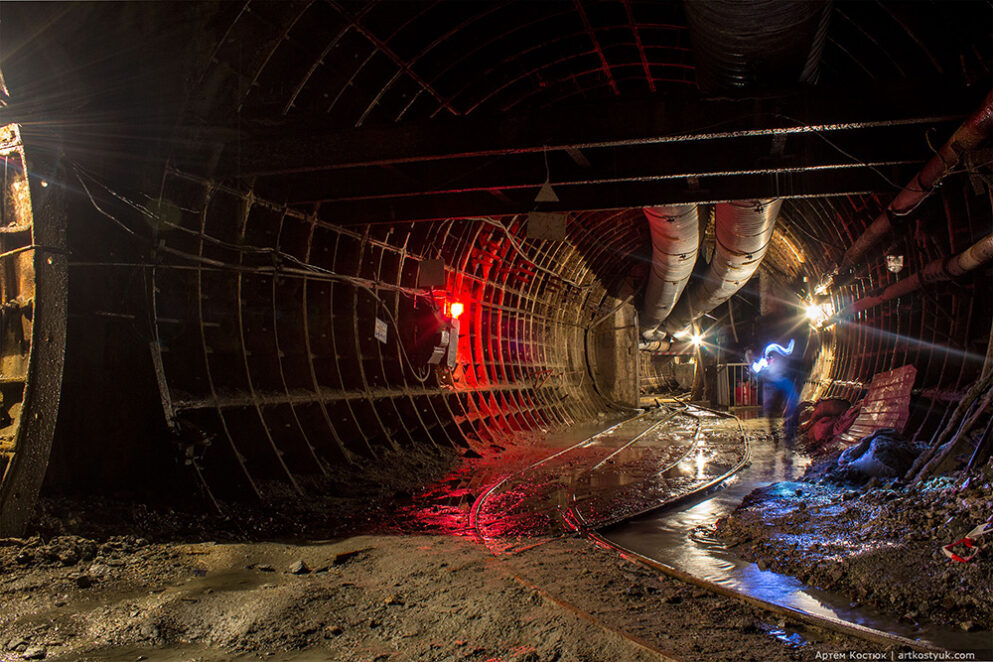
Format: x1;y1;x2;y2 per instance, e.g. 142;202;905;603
737;381;752;406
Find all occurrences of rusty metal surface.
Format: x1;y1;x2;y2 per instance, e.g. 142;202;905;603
795;186;989;447
0;117;68;535
132;0;990;503
145;169;646;500
837;90;993;281
0;0;984;511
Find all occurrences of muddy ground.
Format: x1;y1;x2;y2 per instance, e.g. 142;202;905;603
716;448;993;635
0;418;967;662
1;530;892;662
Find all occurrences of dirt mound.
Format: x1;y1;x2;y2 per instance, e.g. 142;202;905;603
717;460;993;633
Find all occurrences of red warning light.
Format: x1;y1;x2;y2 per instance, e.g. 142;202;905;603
449;301;464;319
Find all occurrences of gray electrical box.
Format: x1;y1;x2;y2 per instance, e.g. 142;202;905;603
526;211;567;241
447;319;460;370
417;259;446;287
427;329;450;365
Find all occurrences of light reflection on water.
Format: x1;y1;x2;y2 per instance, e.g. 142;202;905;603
694;448;707;479
602;437;988;653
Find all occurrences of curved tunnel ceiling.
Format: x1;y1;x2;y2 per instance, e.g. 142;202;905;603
0;0;989;522
188;0;989;122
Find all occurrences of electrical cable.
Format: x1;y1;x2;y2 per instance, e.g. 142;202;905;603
75;164;434;383
786;216;840;252
586;294;634;331
463;216;592;290
773;113;903;190
74;166;138;236
79;164;437;302
158;247;434;384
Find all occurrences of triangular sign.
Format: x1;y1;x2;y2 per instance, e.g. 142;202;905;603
535;181;559;203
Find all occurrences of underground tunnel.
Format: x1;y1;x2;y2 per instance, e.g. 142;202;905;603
0;1;991;660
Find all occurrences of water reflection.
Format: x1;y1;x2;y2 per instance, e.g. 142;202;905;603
476;406;747;548
694;448;708;480
602;436;988;653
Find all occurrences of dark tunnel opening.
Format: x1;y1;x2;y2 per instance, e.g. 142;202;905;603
0;1;991;659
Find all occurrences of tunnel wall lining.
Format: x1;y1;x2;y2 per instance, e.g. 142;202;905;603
145;169;643;499
0;1;987;512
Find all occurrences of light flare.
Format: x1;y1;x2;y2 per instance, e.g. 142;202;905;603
804;300;834;329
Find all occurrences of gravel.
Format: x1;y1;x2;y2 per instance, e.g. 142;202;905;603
716;456;993;632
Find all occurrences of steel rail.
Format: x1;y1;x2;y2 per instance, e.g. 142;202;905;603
573;408;706;529
472;405;703;552
591;406;688;470
590;410;700;473
569;403;741;531
468;408;683;662
585;532;945;655
475;401;950;655
572;404;948;656
470;409;657;548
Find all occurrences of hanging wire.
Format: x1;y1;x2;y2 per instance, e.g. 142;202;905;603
773;113;904;190
73;163;435;383
74;166;138;236
463;216;592;290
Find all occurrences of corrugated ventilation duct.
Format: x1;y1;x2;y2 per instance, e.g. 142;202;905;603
639;0;829;343
640;205;700;340
662;198;782;336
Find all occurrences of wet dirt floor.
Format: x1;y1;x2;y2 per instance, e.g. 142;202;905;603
1;529;882;662
603;421;992;657
1;410;988;661
703;421;993;655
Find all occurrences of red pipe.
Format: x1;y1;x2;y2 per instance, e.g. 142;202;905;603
840;233;993;317
835;89;993;283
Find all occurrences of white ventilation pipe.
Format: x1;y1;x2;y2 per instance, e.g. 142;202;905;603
662;198;781;336
640;205;700;340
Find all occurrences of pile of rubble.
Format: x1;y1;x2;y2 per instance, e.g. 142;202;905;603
717;458;993;632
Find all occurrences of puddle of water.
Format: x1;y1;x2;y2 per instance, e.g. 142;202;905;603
543;413;634;448
602;436;991;654
476;410;676;541
478;406;754;544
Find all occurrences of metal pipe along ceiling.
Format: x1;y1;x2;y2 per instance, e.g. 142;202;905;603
656;0;820;338
663;199;782;335
834;89;993;284
841;233;993;318
639;205;699;340
0;0;987;536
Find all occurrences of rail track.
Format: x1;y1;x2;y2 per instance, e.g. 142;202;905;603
471;402;948;660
